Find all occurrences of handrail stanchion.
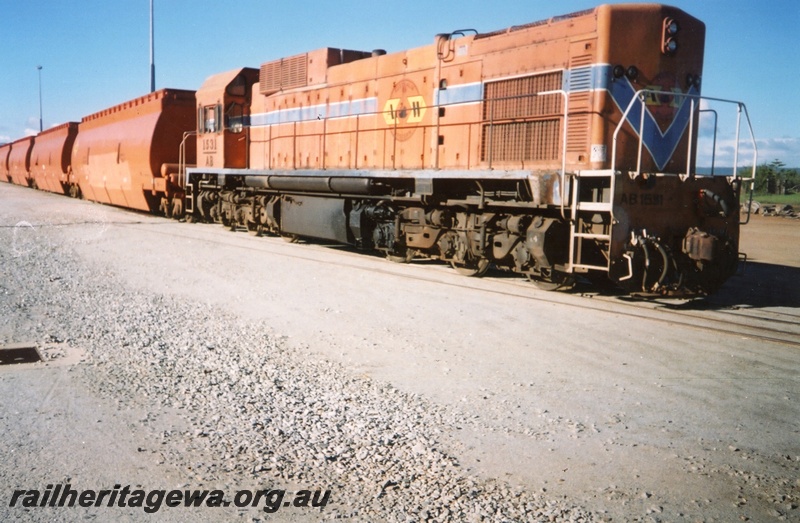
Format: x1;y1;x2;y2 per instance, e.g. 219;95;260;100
637;92;646;177
732;104;742;178
686;98;695;176
699;109;718;175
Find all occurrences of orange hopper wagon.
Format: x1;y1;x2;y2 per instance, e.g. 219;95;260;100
71;89;197;213
8;136;35;187
0;142;11;183
29;122;79;195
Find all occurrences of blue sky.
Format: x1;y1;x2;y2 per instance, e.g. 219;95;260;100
2;0;798;167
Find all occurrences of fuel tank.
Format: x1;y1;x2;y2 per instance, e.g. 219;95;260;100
71;89;196;212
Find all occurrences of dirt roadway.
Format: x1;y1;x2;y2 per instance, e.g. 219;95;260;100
0;183;798;522
738;213;800;268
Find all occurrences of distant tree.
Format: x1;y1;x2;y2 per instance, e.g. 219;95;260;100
752;159;793;194
787;171;800;194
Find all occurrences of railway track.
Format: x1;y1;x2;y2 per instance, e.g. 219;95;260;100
108;219;800;350
7;184;794;350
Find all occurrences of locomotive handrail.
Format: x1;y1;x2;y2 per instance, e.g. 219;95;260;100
732;102;759;225
698;108;718;174
612;89;757;225
611;89;758;181
179;130;197;188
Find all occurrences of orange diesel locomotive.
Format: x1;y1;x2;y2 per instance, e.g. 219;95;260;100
1;4;755;295
186;4;755;294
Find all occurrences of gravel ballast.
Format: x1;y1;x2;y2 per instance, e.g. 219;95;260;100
1;215;594;522
3;185;798;523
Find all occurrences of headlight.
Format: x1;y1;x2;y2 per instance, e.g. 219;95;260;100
662;17;679;55
665;19;679;36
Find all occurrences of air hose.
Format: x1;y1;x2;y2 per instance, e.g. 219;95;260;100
699;189;731;217
640;237;670;291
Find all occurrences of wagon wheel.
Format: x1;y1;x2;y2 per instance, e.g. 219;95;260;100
171;197;184;219
450;258;490;277
386;246;415;264
526;269;575;290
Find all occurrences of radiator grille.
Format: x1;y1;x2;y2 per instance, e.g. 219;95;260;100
260;54;308;95
568;67;592;91
565;52;592;154
483;72;563;120
570;53;594;68
481;72;563;163
481;119;561;162
566;114;589;152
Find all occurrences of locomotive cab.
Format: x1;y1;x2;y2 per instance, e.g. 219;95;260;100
195;68;259;170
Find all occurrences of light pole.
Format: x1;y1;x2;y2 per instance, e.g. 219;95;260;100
150;0;155;92
37;65;43;132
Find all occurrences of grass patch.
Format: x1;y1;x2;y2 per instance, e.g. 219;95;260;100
742;193;800;206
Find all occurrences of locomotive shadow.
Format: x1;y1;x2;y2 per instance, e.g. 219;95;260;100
664;261;800;310
308;241;519;273
274;238;799;309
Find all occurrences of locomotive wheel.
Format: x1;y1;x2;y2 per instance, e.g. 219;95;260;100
527;269;575;291
281;234;299;243
450;258;490;277
246;221;263;237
